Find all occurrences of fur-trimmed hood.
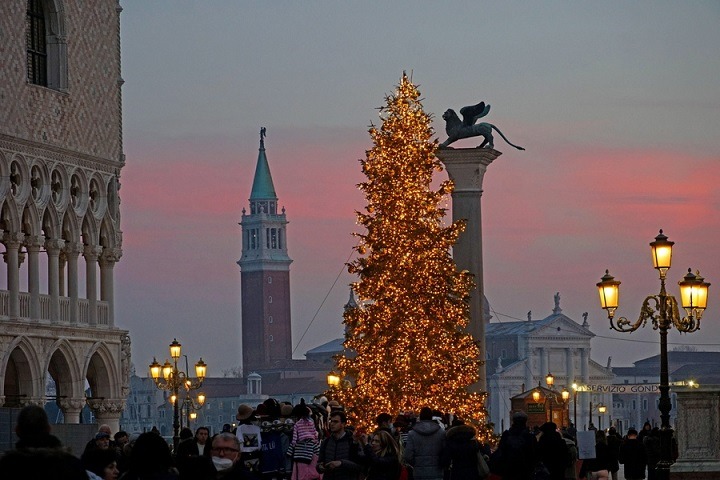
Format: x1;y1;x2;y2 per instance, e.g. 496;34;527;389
445;424;476;441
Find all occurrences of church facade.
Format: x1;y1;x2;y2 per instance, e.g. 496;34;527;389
486;296;615;433
0;0;129;432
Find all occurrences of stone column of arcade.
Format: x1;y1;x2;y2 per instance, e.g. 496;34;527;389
87;399;125;433
436;147;502;392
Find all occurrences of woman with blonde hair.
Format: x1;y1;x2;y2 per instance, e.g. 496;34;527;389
361;429;402;480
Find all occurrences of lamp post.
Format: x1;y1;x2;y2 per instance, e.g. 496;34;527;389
571;382;579;429
597;230;710;480
544;373;570;426
598;404;607;430
149;339;207;451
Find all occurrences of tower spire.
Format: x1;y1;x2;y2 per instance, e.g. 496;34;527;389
250;127;276;202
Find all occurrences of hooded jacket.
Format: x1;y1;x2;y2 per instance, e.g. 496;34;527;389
403;420;446;480
441;424;483;480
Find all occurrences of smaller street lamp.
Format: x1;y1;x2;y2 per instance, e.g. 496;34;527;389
598;404;607;430
149;339;207;451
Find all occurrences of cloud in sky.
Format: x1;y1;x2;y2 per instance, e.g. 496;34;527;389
117;1;720;373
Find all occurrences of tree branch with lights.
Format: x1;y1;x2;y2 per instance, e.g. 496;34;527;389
334;74;491;438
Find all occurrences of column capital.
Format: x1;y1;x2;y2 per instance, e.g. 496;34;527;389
87;398;126;416
100;247;123;265
45;238;66;253
436;148;503;192
63;242;84;256
57;397;87;412
25;235;45;250
83;245;103;260
2;232;25;248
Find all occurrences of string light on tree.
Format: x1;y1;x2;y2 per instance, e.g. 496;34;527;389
335;73;491;439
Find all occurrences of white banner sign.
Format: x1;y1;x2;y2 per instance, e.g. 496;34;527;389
576;384;659;394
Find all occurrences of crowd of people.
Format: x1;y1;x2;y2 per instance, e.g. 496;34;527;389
491;412;671;480
0;400;673;480
0;399;492;480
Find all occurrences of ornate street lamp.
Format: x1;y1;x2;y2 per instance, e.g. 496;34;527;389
149;339;207;451
597;230;710;480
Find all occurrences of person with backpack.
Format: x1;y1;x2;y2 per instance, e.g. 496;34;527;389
492;411;536;480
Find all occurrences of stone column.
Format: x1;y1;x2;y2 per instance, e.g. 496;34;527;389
566;348;575;386
59;252;66;296
64;243;82;323
525;356;534;392
26;236;44;320
539;347;548;382
84;245;102;326
3;232;25;318
58;397;86;424
45;239;65;323
436;147;502;392
87;398;125;433
99;248;122;328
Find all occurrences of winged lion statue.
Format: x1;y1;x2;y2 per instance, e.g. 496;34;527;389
440;101;524;151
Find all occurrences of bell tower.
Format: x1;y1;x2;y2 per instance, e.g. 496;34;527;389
238;129;293;374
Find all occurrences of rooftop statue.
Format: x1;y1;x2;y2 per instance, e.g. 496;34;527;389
440;101;525;151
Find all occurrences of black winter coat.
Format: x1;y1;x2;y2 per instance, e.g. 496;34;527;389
619;437;647;479
440;425;482;480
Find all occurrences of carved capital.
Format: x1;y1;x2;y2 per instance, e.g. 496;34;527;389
58;397;87;413
2;232;25;249
45;238;66;254
83;245;103;260
100;247;123;265
63;242;84;257
87;398;126;416
25;235;45;250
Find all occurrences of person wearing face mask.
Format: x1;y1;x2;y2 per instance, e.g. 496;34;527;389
211;432;256;479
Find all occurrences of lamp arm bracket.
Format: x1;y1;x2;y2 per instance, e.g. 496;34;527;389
666;295;702;332
609;295;659;332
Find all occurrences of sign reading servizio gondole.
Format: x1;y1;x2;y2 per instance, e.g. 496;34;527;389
576;384;659;394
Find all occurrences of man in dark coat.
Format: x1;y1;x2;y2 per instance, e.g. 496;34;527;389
536;422;569;480
317;411;363;480
0;405;87;479
619;428;647;480
440;423;485;480
492;411;536;480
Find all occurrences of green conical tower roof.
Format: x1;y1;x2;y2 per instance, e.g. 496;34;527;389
249;128;277;200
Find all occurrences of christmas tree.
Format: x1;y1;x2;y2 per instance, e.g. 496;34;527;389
335;74;489;435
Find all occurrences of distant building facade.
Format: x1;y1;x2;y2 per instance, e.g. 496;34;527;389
611;351;720;433
486;295;615;433
0;0;129;435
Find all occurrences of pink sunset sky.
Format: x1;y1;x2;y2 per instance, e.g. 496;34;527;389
117;2;720;375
